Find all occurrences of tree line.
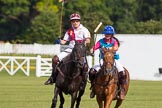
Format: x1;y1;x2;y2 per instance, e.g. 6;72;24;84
0;0;162;44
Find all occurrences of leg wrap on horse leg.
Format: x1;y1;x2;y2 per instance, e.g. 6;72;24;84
118;71;126;100
82;63;88;81
80;63;88;90
44;55;59;85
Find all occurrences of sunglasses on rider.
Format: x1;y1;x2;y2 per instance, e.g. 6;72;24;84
71;20;80;23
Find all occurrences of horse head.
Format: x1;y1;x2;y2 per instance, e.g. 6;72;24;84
71;40;86;68
102;47;115;75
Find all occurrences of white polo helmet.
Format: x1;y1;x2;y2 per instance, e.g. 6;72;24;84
70;13;81;20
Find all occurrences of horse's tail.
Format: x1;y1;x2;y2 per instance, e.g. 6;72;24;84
123;67;130;95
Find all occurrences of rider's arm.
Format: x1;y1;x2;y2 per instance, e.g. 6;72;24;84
90;41;101;53
60;31;69;45
85;38;90;45
60;39;67;45
84;28;91;45
113;40;119;51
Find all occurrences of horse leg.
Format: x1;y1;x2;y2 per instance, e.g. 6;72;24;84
104;95;114;108
59;92;64;108
51;87;60;108
70;91;78;108
114;99;123;108
75;89;85;108
96;96;103;108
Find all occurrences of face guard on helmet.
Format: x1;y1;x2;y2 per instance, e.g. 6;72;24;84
70;13;81;21
102;26;115;35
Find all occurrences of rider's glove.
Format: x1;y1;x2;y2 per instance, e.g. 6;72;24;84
55;38;61;44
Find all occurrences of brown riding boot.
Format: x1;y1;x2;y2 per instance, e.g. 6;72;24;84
89;68;96;98
44;55;59;85
118;71;126;100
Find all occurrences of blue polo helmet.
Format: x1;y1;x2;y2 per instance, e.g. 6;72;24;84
102;25;115;35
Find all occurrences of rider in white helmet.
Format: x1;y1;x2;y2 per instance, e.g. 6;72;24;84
44;13;91;88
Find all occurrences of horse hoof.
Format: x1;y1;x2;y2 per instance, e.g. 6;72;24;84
59;105;63;108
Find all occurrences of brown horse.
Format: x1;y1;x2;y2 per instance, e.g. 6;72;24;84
94;47;130;108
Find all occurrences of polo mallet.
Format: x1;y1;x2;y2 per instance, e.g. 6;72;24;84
94;22;102;43
90;22;102;56
93;22;103;67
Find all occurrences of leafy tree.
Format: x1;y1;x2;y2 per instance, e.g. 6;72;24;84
1;0;162;44
0;0;30;41
24;11;59;44
135;20;162;34
137;0;162;21
22;0;59;44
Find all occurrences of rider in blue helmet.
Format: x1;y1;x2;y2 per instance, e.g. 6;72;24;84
102;25;115;34
89;25;126;100
102;25;120;46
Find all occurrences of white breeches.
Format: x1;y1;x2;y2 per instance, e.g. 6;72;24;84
57;48;87;63
57;48;72;61
92;59;124;72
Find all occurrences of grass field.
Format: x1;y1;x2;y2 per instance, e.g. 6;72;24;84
1;71;162;108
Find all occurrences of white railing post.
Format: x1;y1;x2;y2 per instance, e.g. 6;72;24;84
36;55;41;77
10;57;14;75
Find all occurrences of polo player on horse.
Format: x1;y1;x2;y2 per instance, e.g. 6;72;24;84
44;13;91;89
89;25;127;100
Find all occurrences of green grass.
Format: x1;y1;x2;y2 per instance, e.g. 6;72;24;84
1;71;162;108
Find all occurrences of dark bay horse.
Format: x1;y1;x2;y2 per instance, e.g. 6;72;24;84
94;47;130;108
51;41;87;108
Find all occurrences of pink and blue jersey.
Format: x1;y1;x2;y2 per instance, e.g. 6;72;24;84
93;38;119;60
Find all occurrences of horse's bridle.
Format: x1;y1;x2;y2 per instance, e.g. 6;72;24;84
103;52;116;75
72;43;86;69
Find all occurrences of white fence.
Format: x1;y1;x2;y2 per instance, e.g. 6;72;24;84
0;55;92;77
1;34;162;80
0;43;60;55
0;56;35;76
0;55;52;77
